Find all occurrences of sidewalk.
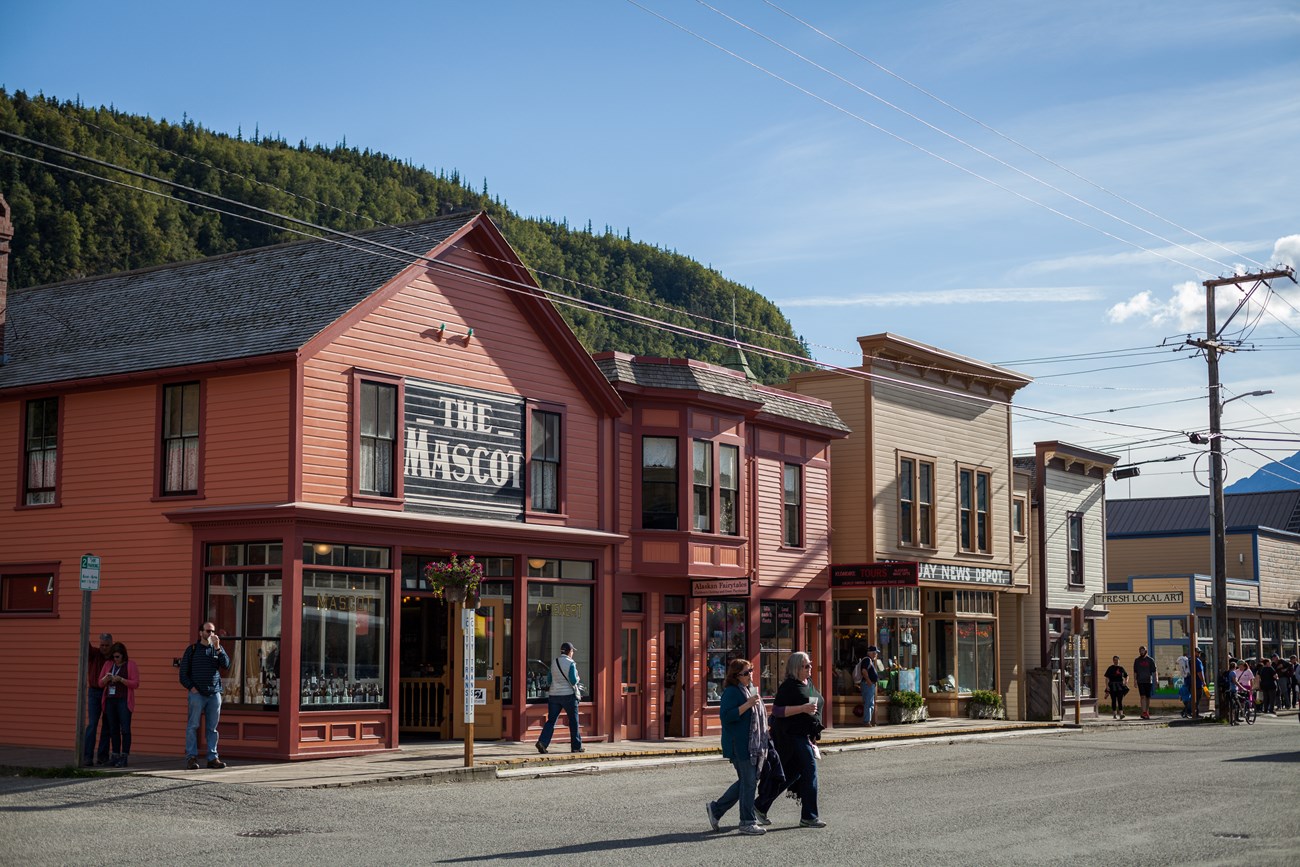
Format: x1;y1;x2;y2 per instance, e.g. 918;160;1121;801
0;716;1073;789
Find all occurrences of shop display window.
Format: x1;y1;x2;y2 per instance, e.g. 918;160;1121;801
525;582;593;703
876;615;921;694
1150;616;1190;696
759;601;794;696
480;581;514;703
300;556;389;708
1047;616;1090;698
203;542;282;708
926;590;997;695
1240;618;1258;662
705;599;746;703
1262;619;1280;659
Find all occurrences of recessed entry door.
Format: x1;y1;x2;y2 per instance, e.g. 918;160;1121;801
620;622;643;740
452;599;504;740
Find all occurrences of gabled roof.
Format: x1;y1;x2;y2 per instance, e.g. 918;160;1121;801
1108;490;1300;536
0;213;481;391
592;353;849;435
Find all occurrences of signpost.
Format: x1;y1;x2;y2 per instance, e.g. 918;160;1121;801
74;554;101;767
1071;607;1083;726
462;605;476;767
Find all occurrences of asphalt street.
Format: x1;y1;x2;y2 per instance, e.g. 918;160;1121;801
3;718;1297;866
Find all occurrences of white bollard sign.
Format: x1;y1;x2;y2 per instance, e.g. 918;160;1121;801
462;606;476;725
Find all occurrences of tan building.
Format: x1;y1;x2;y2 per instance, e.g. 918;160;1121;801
783;333;1032;723
1101;490;1300;707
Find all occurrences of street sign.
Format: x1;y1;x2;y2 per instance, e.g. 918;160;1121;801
473;687;487;706
1093;591;1183;605
462;606;476;725
79;554;101;591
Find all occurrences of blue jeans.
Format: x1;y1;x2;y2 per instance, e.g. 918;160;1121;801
538;693;582;750
861;681;878;725
186;691;223;760
713;756;758;825
84;687;109;764
104;699;132;756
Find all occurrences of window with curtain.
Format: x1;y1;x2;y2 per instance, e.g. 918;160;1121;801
642;436;678;529
24;397;58;506
161;382;200;495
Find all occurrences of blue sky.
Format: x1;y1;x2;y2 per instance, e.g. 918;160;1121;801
5;1;1299;497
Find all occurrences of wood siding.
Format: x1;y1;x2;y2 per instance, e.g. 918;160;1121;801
1108;533;1255;583
1256;535;1300;610
1041;467;1106;608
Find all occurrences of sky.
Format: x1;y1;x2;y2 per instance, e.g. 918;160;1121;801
4;1;1299;499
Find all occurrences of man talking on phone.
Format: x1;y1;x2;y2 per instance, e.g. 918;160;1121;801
180;622;231;770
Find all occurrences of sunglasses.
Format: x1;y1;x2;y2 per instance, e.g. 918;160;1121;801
741;669;754;675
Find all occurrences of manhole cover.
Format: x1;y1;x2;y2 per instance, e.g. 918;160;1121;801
237;829;309;839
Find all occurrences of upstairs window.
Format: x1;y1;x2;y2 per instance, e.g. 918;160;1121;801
1067;511;1084;585
693;440;713;532
898;455;935;547
958;467;991;553
359;381;397;497
24;397;58;506
783;463;803;548
530;410;561;513
719;444;740;536
1013;497;1027;539
161;382;201;495
642;436;678;530
1;567;56;614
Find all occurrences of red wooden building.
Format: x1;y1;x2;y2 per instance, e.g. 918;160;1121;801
0;198;844;760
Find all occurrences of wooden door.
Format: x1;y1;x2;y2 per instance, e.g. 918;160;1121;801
620;622;643;739
452;600;504;739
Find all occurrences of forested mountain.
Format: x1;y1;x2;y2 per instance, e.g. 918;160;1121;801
0;89;810;382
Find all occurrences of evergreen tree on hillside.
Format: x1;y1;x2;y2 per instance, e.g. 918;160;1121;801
0;90;811;383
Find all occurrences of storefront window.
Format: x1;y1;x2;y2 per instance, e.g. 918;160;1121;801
705;600;746;704
1282;621;1297;658
1150;617;1190;697
926;590;997;695
1262;620;1280;659
1048;616;1091;698
832;600;871;698
759;601;794;696
480;580;513;703
1197;615;1215;680
526;582;593;703
927;621;955;693
876;615;921;694
1240;619;1258;662
204;542;282;708
300;565;388;708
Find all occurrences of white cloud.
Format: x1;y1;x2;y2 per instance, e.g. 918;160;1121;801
1274;234;1300;268
779;286;1102;308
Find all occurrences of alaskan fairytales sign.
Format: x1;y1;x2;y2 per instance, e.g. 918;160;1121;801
403;378;525;520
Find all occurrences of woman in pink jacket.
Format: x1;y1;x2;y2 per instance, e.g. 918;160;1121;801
99;642;140;767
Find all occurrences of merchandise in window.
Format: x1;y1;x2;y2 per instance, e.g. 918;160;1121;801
705;599;747;703
24;397;58;506
162;382;200;495
299;543;390;708
526;582;593;703
1048;617;1090;698
759;601;794;696
876;615;921;694
204;542;283;708
359;381;397;497
832;600;871;697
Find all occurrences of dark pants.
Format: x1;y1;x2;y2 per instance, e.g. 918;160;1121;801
1261;686;1276;714
757;737;819;823
83;687;109;764
104;699;132;757
1108;685;1124;714
538;693;582;750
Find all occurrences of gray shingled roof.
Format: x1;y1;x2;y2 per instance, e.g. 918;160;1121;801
594;354;849;433
0;214;480;391
1108;490;1300;536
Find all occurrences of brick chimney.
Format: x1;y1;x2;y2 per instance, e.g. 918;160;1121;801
0;193;11;363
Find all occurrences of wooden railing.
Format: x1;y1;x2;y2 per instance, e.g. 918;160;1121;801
399;677;447;732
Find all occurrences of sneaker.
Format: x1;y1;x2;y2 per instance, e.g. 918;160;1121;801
572;747;586;753
705;802;720;832
800;818;828;828
738;823;767;836
186;756;200;770
754;809;771;826
206;758;227;769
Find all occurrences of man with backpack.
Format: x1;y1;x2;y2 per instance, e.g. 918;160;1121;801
179;621;231;770
854;645;881;727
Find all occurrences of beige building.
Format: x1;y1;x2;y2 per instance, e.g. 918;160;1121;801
783;333;1032;723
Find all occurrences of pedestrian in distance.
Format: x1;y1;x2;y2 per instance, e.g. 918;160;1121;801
180;621;231;769
1132;646;1158;719
1234;659;1253;722
1103;656;1128;719
705;658;770;836
1256;656;1278;716
98;641;140;767
83;632;113;766
754;651;826;829
535;641;584;754
854;645;881;727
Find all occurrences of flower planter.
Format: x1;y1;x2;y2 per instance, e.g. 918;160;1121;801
968;703;1005;720
888;704;929;724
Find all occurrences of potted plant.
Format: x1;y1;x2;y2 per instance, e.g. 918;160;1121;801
887;689;928;724
423;553;484;606
968;689;1005;720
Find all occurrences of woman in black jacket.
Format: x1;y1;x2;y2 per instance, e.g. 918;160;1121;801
754;651;826;828
1103;656;1128;720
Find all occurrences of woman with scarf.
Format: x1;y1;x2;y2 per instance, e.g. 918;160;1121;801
705;658;769;836
755;651;826;829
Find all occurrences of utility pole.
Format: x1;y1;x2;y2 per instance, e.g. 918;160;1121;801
1187;267;1295;720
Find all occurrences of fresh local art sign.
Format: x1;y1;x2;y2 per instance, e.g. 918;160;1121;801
403;378;525;520
1094;591;1185;605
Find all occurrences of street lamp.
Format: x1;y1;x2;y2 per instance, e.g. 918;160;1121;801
1195;387;1272;720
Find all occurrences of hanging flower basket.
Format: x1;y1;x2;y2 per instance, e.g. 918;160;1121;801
424;554;484;606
